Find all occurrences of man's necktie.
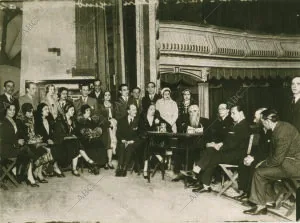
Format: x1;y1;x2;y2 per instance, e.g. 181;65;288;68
292;97;296;104
129;118;133;125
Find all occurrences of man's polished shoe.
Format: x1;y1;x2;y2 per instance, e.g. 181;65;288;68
115;169;122;177
234;192;248;201
243;206;267;215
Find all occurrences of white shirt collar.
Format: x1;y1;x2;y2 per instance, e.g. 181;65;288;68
4;93;12;100
294;95;300;103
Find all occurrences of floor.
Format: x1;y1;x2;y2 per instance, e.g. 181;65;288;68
0;166;294;223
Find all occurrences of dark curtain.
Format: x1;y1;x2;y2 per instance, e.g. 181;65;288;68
209;78;291;121
74;1;97;76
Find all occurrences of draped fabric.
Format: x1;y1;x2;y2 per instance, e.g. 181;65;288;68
74;0;97;76
209;78;291;121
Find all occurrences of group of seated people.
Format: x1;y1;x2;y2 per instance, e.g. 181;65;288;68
1;77;300;217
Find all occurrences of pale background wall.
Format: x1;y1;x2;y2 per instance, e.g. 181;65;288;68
20;1;76;94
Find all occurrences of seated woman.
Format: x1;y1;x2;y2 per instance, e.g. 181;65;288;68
34;103;64;180
0;104;33;186
17;103;50;186
138;103;172;178
53;103;97;176
98;90;117;169
77;104;109;173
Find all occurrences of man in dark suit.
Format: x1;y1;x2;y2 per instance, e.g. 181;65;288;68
244;109;300;215
89;79;104;104
74;83;98;117
128;87;142;115
116;104;142;177
172;104;210;181
207;103;234;144
184;104;250;193
235;108;272;201
141;82;160;113
19;82;39;111
115;84;130;120
0;80;19;121
289;77;300;132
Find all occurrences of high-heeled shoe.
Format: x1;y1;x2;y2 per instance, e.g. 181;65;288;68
36;178;48;183
107;163;114;170
25;179;40;187
72;170;80;177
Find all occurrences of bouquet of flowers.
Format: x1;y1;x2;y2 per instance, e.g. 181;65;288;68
80;127;102;141
28;134;43;145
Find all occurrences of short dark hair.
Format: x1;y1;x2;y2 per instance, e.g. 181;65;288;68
63;103;75;114
231;103;244;112
4;80;14;87
261;109;279;123
132;87;141;93
25;82;36;92
80;82;90;90
58;87;68;98
80;104;91;115
21;103;33;115
147;82;156;88
119;84;128;91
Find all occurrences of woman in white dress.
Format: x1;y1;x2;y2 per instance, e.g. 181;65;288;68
42;84;59;120
155;88;178;133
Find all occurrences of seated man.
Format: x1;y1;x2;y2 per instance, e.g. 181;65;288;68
116;104;142;177
235;108;272;201
244;109;300;215
172;104;210;181
183;104;250;193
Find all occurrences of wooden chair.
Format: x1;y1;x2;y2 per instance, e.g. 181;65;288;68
218;134;255;197
274;178;300;217
0;157;19;188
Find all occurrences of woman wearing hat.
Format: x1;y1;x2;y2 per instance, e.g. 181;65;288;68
155;88;178;133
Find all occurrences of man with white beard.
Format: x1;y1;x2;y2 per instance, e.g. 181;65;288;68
182;104;250;193
172;104;210;181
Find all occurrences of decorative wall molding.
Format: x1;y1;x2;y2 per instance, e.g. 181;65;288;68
160;22;300;60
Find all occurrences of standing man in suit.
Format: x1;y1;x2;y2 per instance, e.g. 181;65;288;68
19;82;39;111
116;104;142;177
176;89;197;133
56;87;73;120
74;83;98;117
244;109;300;215
129;87;142;115
89;79;104;104
290;77;300;132
184;104;250;193
115;84;130;120
142;82;160;113
0;80;19;121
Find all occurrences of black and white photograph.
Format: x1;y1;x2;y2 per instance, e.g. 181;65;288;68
0;0;300;222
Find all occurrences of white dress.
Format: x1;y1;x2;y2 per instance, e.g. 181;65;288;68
155;98;178;133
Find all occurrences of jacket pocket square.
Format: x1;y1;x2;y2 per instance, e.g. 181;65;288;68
228;132;235;134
